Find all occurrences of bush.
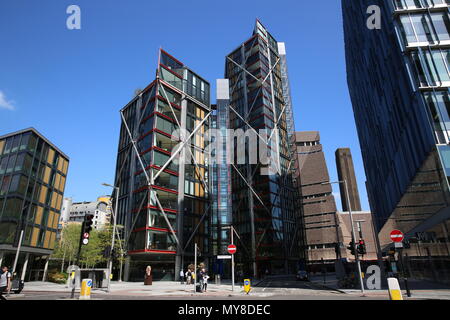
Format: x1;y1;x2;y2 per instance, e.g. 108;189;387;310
47;270;68;284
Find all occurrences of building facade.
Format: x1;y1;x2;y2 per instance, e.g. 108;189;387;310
0;128;69;281
225;20;302;277
335;148;362;212
113;49;211;281
294;131;342;266
343;0;450;283
210;80;234;279
67;199;110;230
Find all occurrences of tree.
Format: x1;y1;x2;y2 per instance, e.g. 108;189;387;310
52;223;127;271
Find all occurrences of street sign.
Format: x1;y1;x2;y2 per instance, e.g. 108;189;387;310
227;244;237;255
395;242;403;249
84;233;90;239
390;230;404;243
82;238;89;245
217;255;232;260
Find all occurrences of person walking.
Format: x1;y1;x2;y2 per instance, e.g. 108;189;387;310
179;269;184;285
0;266;12;301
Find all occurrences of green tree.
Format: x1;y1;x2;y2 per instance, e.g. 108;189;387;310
52;224;126;272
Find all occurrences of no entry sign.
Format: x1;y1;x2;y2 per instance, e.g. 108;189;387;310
228;244;237;254
390;230;404;243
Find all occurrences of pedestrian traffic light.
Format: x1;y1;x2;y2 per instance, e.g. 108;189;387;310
81;214;94;245
84;214;94;233
103;245;111;258
334;243;340;255
358;239;367;255
347;241;356;256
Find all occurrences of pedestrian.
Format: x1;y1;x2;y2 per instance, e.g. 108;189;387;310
0;266;11;301
202;271;209;292
186;269;192;285
197;268;204;293
179;269;184;285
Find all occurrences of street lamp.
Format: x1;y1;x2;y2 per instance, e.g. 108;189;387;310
323;180;365;295
102;183;119;292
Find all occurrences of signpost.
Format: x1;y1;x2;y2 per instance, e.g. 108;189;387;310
217;255;232;260
222;226;239;292
390;229;411;297
390;230;404;243
228;239;237;292
227;245;237;255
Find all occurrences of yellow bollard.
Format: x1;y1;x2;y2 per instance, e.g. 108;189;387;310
79;279;93;300
388;278;403;300
243;279;251;294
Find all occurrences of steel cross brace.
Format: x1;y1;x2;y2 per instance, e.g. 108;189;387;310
120;109;181;248
158;81;210;194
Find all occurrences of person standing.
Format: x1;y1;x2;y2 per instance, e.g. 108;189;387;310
179;269;184;285
202;271;209;292
186;269;191;285
0;266;11;301
197;268;204;293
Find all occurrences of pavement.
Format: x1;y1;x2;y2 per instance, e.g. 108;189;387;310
308;272;450;300
4;274;450;300
3;277;376;300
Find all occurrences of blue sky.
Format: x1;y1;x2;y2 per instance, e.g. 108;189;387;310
0;0;369;211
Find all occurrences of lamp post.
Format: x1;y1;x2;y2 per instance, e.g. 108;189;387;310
323;180;365;295
102;183;119;292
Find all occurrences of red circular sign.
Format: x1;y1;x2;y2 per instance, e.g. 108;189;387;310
390;230;404;243
227;244;237;254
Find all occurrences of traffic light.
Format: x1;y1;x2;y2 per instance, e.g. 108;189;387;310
81;214;94;245
347;241;356;256
103;245;112;258
358;239;367;255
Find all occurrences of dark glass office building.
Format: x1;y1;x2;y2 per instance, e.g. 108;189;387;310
0;128;69;281
343;0;450;283
114;49;211;281
225;20;303;277
210;80;233;278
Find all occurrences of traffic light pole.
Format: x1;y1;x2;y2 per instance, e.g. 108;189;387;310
194;243;197;294
71;221;85;299
107;188;119;293
344;180;365;295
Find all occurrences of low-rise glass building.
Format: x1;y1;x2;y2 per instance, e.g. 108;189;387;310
0;128;69;281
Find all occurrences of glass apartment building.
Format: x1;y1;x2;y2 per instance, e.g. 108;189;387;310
114;49;211;281
210;80;233;278
343;0;450;283
0;128;69;281
225;21;303;277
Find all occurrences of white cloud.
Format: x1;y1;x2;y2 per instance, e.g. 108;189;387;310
0;91;15;110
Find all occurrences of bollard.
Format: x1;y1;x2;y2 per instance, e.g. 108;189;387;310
243;279;251;294
79;279;93;300
387;278;403;300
